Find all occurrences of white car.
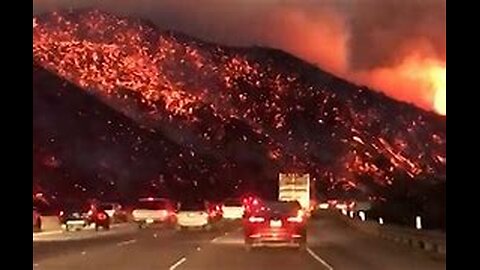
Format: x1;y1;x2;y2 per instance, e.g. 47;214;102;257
176;201;212;230
132;198;176;228
221;199;244;220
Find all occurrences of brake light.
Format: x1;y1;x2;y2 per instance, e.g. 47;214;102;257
287;216;303;223
97;213;107;220
287;210;304;223
248;216;265;223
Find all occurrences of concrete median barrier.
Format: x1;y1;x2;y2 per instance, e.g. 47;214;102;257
336;211;446;257
40;216;61;232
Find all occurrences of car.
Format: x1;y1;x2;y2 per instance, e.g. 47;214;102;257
33;207;42;232
59;205;89;231
176;201;214;231
243;200;307;251
206;201;223;222
222;198;245;220
132;198;177;228
92;207;111;231
243;197;263;217
100;202;127;223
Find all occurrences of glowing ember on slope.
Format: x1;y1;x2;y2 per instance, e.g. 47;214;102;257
33;10;446;190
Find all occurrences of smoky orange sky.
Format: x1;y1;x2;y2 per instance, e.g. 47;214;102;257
33;0;446;115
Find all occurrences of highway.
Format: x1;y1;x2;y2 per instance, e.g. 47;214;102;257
33;214;445;270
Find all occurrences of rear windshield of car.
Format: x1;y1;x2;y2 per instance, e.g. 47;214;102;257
64;207;84;213
263;201;300;214
137;200;168;210
180;202;205;211
224;199;242;207
100;204;114;210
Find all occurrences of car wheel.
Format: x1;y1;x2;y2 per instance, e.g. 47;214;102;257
244;239;253;252
297;235;307;250
296;241;306;251
137;223;144;229
34;218;42;232
65;225;70;232
95;224;99;231
105;224;110;230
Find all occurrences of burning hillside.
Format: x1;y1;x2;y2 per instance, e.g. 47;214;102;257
33;9;445;197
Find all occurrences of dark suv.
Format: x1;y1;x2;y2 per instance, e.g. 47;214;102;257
243;201;307;250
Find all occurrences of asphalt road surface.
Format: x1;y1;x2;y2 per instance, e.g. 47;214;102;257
33;215;445;270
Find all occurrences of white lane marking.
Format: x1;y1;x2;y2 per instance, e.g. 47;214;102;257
117;239;137;246
306;247;334;270
169;257;187;270
33;230;63;237
211;236;220;243
81;251;86;255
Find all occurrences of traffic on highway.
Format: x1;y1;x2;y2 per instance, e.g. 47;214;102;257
33;194;445;270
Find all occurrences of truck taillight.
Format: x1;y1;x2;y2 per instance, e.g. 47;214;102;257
248;216;265;223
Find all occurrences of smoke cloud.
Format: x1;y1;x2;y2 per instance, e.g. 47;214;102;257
33;0;446;113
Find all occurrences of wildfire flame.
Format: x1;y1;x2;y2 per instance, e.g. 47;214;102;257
354;55;446;116
431;65;446;115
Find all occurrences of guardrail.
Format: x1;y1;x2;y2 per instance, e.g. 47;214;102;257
334;211;446;257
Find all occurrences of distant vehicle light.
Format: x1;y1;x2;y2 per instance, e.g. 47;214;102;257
319;203;329;209
252;199;259;205
147;197;154;201
248;216;265;223
59;211;64;216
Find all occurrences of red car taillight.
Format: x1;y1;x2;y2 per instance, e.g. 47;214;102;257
287;216;303;223
287;210;304;223
248;216;265;223
97;213;107;220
